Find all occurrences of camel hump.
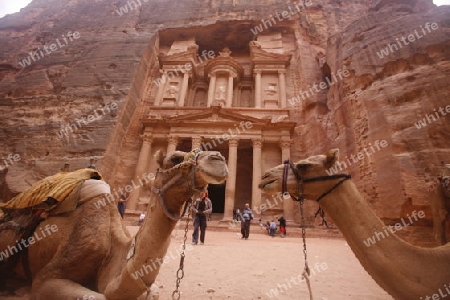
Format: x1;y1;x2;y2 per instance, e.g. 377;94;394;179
79;179;111;201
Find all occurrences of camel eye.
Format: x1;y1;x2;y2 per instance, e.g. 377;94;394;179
297;164;309;171
171;155;184;165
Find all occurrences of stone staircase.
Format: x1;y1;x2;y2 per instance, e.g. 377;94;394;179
123;212;344;239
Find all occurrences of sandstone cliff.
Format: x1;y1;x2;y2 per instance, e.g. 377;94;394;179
0;0;448;241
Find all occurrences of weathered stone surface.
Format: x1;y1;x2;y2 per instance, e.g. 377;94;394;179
0;0;448;241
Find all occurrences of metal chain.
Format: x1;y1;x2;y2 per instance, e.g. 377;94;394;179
299;199;310;276
299;199;313;300
172;201;192;300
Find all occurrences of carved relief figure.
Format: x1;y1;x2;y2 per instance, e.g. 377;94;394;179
264;83;277;97
241;90;252;107
194;89;207;107
219;47;232;57
215;84;226;100
165;83;179;98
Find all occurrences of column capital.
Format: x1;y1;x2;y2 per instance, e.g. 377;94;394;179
228;139;239;147
182;70;192;76
140;134;153;143
228;71;238;78
278;69;287;74
253;69;262;75
279;140;292;149
208;72;217;79
252;139;263;148
168;135;179;146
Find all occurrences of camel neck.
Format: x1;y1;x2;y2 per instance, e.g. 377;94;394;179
103;192;182;299
319;180;450;299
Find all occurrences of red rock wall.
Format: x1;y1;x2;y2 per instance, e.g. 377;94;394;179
0;0;448;235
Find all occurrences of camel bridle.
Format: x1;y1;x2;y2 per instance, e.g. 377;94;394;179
282;160;351;203
151;149;206;221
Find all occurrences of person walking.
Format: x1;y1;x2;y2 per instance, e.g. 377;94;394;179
192;191;212;245
278;216;287;237
240;203;254;240
117;193;128;218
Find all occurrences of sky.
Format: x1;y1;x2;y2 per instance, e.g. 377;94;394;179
0;0;449;18
0;0;33;18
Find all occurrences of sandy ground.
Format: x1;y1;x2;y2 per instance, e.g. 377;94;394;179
1;227;393;300
151;228;393;300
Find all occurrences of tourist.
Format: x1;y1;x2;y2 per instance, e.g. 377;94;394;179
138;213;146;226
240;203;253;239
265;221;271;235
269;220;277;237
117;193;128;218
192;191;212;245
278;216;287;237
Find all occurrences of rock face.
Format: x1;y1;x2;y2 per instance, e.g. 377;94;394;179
0;0;448;241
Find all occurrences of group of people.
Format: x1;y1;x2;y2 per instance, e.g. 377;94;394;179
262;217;287;237
117;189;286;244
192;193;288;244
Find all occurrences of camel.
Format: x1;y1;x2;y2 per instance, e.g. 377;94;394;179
258;149;450;300
0;149;228;300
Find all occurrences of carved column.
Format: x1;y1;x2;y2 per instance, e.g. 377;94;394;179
252;139;262;216
177;71;190;107
207;73;217;107
154;70;167;106
224;139;238;220
254;70;262;108
128;134;153;211
226;75;234;107
167;136;179;153
280;140;295;221
278;70;287;108
192;137;202;150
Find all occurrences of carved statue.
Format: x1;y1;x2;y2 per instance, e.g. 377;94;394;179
165;84;179;98
215;84;226;100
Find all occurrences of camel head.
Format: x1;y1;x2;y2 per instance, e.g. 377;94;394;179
154;149;228;191
259;149;343;200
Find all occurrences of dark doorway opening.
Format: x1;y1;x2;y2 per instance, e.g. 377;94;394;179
208;184;225;214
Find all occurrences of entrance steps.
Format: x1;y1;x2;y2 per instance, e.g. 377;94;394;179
122;211;344;239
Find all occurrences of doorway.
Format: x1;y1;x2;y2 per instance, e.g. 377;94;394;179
208;184;225;214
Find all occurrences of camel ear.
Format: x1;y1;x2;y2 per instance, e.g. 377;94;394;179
155;150;165;167
325;149;339;167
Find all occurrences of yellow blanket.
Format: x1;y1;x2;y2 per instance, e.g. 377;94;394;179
0;168;103;211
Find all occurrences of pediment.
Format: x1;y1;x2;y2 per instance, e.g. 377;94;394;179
164;106;268;125
250;41;291;66
158;47;199;66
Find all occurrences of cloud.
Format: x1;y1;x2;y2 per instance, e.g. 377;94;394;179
433;0;450;5
0;0;33;18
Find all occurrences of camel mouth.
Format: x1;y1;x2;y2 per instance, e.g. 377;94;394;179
200;171;227;184
258;178;277;190
197;162;228;184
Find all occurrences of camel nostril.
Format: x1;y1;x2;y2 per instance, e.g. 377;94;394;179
210;154;225;161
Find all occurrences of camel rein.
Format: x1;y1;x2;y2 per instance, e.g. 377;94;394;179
281;160;351;300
